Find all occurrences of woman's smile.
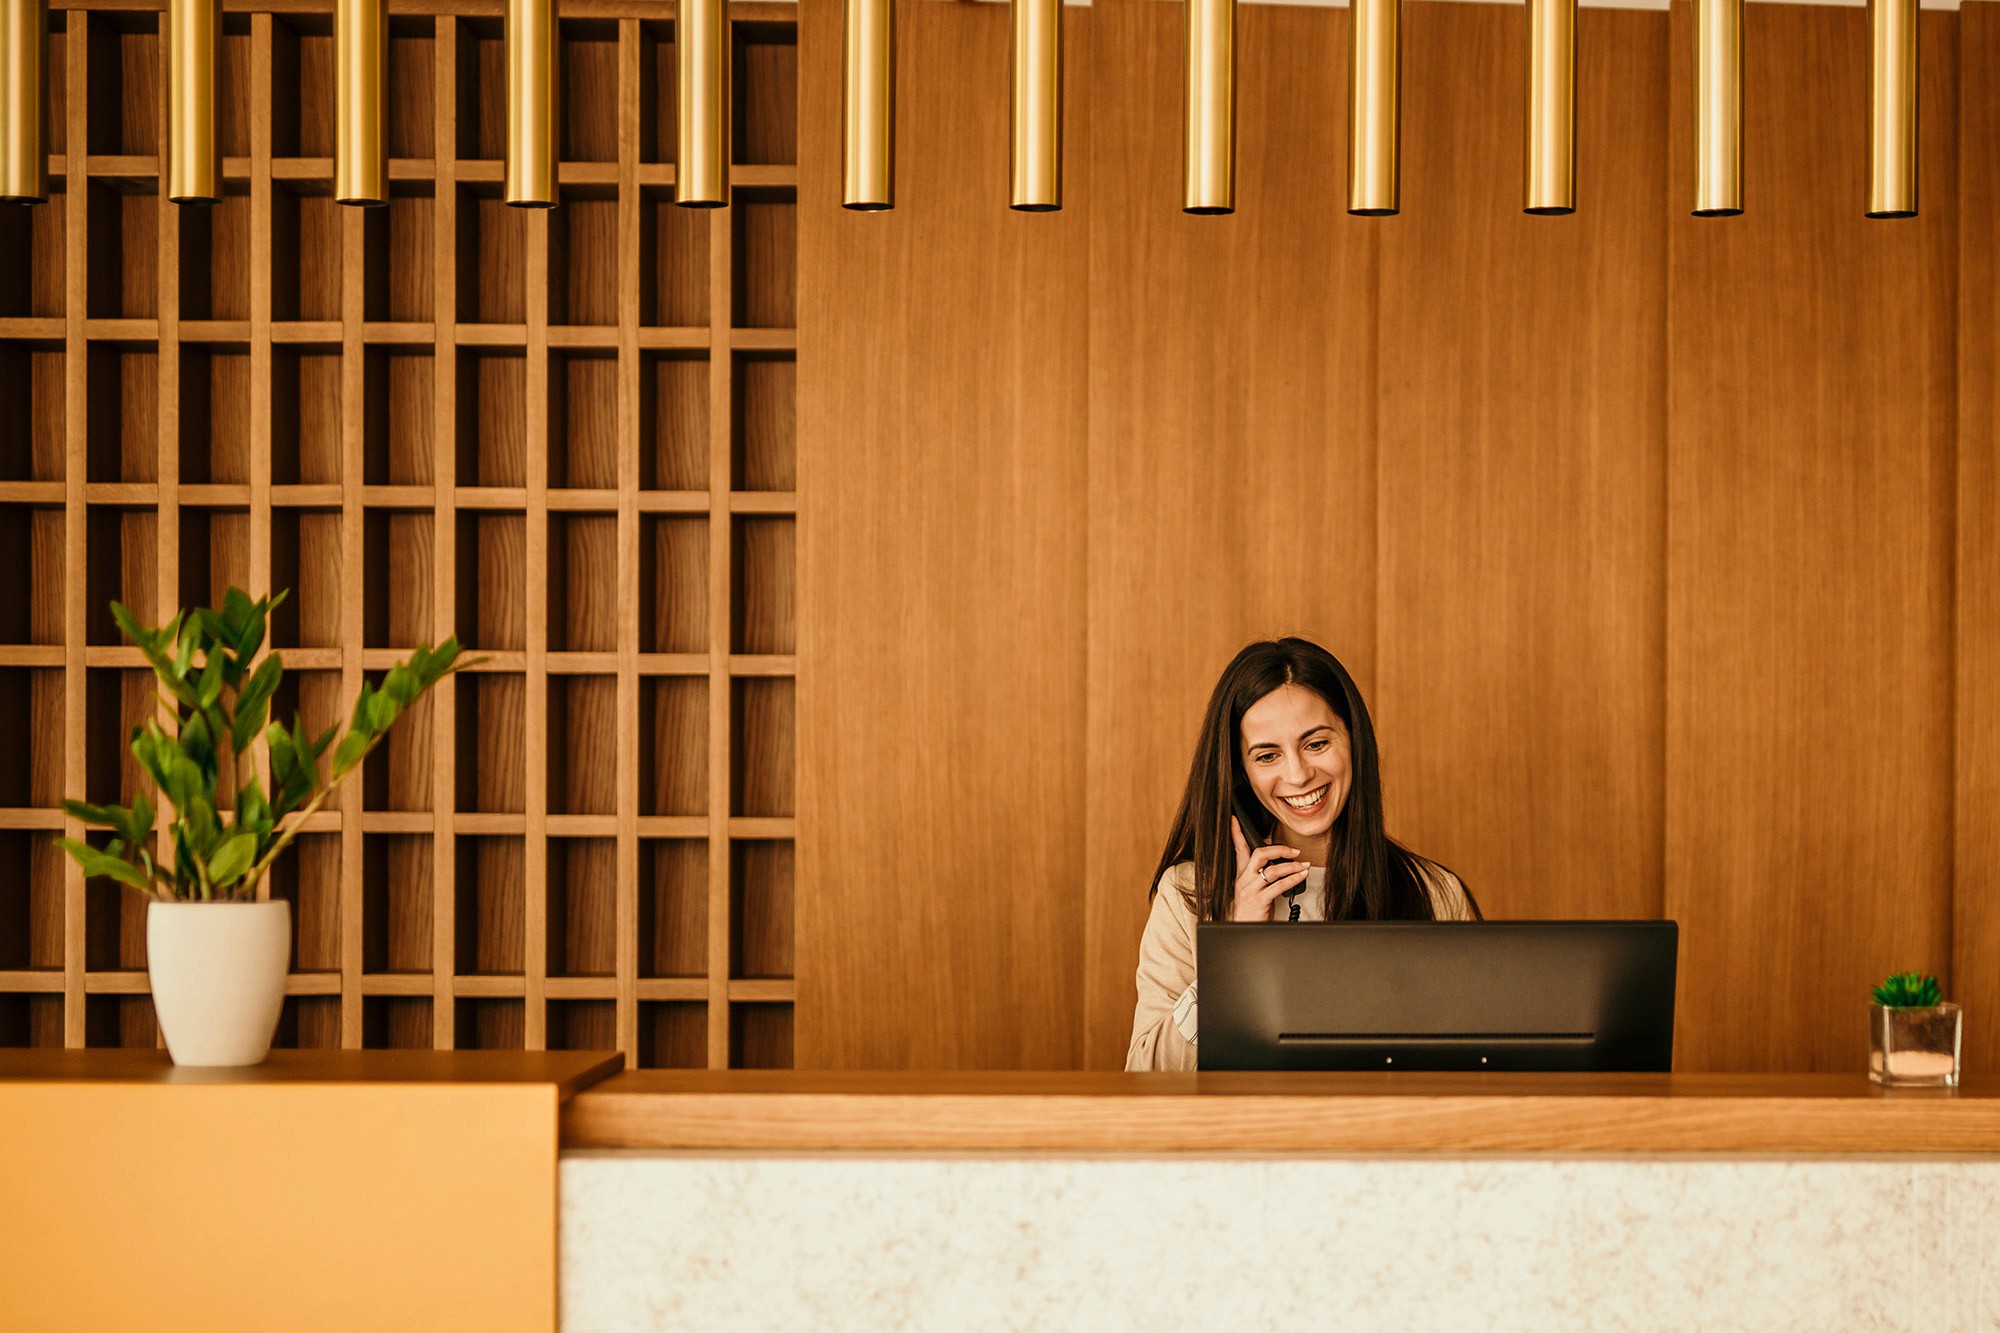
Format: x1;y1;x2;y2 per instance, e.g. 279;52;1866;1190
1280;785;1330;814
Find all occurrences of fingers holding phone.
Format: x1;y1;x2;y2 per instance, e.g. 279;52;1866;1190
1230;816;1309;922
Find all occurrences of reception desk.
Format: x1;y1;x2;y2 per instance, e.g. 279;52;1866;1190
0;1049;622;1333
560;1072;2000;1332
7;1059;1998;1331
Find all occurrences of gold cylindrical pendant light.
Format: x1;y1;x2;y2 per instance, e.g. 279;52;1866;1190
1010;0;1062;211
677;0;729;207
1348;0;1399;215
842;0;893;210
1183;0;1235;214
1523;0;1574;215
0;0;48;204
335;0;386;207
504;0;556;207
1691;0;1742;216
1868;0;1917;218
167;0;219;205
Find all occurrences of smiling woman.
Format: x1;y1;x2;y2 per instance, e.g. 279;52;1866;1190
1126;638;1481;1072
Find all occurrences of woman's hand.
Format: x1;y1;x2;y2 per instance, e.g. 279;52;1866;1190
1230;816;1310;922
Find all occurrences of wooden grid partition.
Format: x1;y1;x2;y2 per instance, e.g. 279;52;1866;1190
0;0;800;1069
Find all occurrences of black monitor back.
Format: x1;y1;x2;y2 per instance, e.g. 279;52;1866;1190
1195;921;1678;1072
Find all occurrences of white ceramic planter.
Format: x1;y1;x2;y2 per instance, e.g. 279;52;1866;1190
147;899;292;1067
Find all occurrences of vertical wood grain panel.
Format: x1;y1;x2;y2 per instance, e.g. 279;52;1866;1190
797;0;1089;1069
1955;2;1999;1074
62;12;89;1048
1376;4;1667;926
1079;1;1377;1069
433;14;461;1052
616;17;644;1068
1665;4;1957;1071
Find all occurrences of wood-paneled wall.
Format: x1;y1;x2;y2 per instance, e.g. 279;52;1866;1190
1959;2;2000;1079
796;0;1090;1067
1663;4;1960;1072
797;0;1998;1073
1080;0;1380;1067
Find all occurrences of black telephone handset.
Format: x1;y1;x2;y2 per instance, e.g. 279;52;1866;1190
1232;793;1306;921
1231;793;1267;852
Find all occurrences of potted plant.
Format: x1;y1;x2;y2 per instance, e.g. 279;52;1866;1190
1868;971;1962;1088
59;589;474;1067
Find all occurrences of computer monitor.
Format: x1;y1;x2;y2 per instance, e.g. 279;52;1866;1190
1195;921;1678;1072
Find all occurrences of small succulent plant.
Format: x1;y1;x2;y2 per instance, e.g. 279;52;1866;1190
1871;972;1943;1008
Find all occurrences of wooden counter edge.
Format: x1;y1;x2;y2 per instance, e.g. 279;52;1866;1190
0;1048;627;1099
561;1079;2000;1154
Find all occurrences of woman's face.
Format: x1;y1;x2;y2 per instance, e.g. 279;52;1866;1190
1238;684;1352;842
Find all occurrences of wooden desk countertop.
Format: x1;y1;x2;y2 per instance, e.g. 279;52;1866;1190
0;1048;626;1100
562;1070;2000;1155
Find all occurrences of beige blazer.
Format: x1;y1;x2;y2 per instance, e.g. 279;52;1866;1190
1124;858;1475;1073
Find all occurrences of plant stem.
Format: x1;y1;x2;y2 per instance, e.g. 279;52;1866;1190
238;728;391;896
241;782;336;895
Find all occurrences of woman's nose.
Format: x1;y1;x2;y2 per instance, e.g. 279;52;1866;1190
1283;754;1311;787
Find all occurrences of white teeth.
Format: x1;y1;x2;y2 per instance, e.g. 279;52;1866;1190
1282;788;1327;810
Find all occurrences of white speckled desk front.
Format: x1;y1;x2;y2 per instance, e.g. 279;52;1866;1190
560;1155;2000;1332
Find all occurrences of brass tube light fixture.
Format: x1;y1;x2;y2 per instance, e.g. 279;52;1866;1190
1011;0;1062;211
0;0;48;204
677;0;729;207
167;0;219;205
1691;0;1742;216
843;0;894;210
1348;0;1399;215
336;0;386;207
1523;0;1574;214
1183;0;1235;214
505;0;557;208
1867;0;1917;218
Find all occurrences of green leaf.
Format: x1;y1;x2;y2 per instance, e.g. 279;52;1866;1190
236;777;270;832
382;664;424;708
233;589;280;661
348;680;377;733
177;711;219;779
195;654;226;710
118;604;201;708
267;723;310;815
232;654;284;752
1872;970;1944;1008
194;608;232;649
109;601;149;649
131;725;174;795
164;752;208;818
221;587;255;639
207;830;257;887
57;838;150;892
330;730;371;777
126;791;155;849
179;792;220;855
63;798;129;828
173;615;199;679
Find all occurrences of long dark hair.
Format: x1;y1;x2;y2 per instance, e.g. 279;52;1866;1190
1148;637;1477;922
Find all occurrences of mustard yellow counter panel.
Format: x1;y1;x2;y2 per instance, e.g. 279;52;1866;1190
0;1050;622;1333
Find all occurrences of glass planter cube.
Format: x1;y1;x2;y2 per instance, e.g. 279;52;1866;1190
1868;1002;1961;1088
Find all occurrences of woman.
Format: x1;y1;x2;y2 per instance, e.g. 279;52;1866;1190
1126;637;1480;1072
